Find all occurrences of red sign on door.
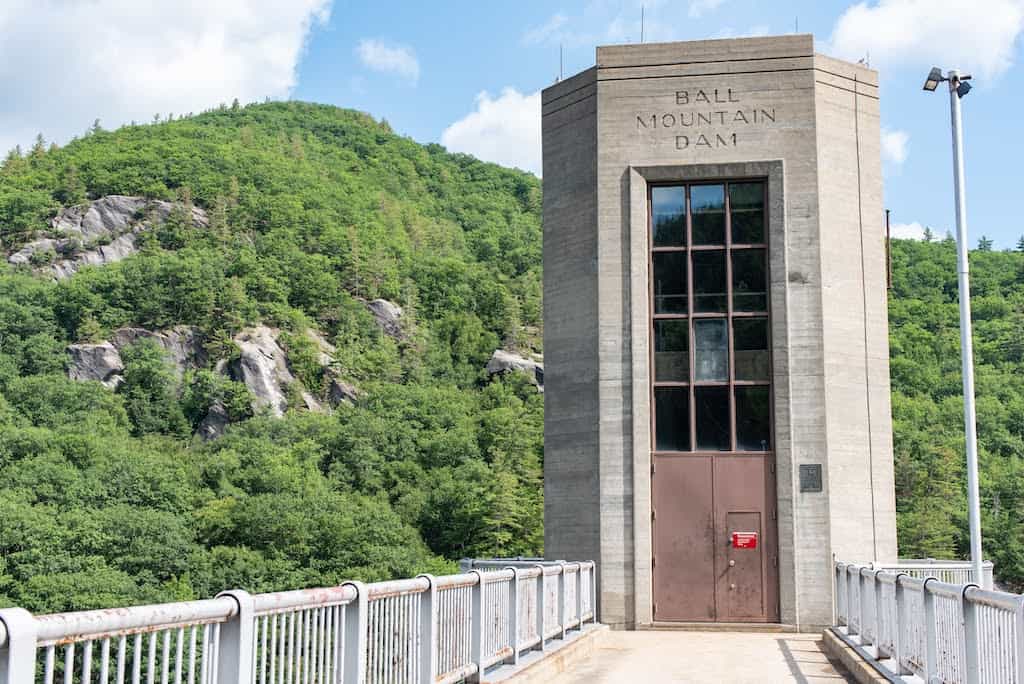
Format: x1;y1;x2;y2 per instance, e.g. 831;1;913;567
732;532;758;549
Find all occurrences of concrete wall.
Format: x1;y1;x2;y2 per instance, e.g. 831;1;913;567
542;68;602;586
813;55;898;567
542;35;897;631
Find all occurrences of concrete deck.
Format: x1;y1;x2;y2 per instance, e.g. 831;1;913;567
546;631;854;683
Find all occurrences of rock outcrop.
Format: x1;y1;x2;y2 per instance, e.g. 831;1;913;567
109;326;206;378
485;349;544;390
65;325;206;390
366;299;403;339
66;342;125;389
8;195;208;279
65;322;361;436
229;326;295;418
196;401;230;441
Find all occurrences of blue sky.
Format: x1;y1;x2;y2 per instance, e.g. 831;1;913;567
2;0;1023;247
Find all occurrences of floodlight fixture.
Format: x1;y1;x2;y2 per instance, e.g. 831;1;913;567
923;66;944;91
956;79;973;99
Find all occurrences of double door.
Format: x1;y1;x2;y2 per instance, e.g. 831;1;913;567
651;453;778;622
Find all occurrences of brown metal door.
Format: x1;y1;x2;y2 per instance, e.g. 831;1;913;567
713;454;776;620
651;454;715;620
652;453;778;622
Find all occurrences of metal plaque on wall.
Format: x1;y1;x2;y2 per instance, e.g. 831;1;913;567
799;464;823;493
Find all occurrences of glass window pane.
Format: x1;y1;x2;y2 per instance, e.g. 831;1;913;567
692;250;727;313
694;319;728;381
652;186;686;247
691;185;725;245
654;320;689;382
733;318;770;381
655;388;691;451
653;252;687;314
736;386;771;451
730;182;765;244
732;249;767;311
695;386;730;451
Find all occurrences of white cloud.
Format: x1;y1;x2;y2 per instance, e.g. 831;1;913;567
829;0;1024;79
355;39;420;83
441;88;541;176
0;0;331;153
890;221;940;240
881;127;909;165
689;0;727;18
523;13;569;45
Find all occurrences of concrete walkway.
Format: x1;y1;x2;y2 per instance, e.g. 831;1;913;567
547;631;853;684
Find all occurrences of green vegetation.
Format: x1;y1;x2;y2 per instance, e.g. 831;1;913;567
1;100;1023;614
890;238;1024;589
0;102;543;613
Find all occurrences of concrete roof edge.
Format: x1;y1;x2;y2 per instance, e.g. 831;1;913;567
813;53;879;87
542;66;598;105
595;34;815;69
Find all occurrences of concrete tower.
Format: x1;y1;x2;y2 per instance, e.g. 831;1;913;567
542;35;897;631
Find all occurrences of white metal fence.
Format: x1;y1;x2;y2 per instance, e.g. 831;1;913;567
878;559;995;589
0;561;597;684
834;561;1024;684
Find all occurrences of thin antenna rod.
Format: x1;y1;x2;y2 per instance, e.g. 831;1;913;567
559;44;563;81
795;17;798;33
641;5;645;43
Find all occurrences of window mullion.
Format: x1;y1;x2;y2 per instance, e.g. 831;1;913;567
686;185;696;453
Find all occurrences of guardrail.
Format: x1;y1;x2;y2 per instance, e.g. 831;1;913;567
880;558;995;589
834;561;1024;683
0;561;597;684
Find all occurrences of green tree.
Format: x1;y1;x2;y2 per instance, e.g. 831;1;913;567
118;341;188;437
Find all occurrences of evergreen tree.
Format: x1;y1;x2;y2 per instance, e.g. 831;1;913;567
1016;235;1024;252
978;235;994;251
923;226;934;242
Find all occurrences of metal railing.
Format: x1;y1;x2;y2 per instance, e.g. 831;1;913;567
834;561;1024;683
880;558;995;589
0;561;597;684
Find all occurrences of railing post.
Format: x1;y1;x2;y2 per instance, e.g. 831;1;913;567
591;561;598;623
215;590;254;684
893;574;909;676
962;585;980;684
574;564;584;631
557;562;567;640
873;570;884;651
416;575;437;684
342;581;367;684
469;570;485;682
833;563;841;626
507;567;520;665
857;568;867;640
923;577;939;684
0;608;37;684
846;566;857;636
534;565;546;652
1015;596;1024;684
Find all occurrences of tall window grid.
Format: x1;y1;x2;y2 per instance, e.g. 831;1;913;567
650;181;772;453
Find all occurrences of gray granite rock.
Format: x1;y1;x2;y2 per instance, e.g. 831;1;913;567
485;349;544;390
229;326;295;418
196;401;230;441
66;342;124;389
8;195;208;279
366;299;403;338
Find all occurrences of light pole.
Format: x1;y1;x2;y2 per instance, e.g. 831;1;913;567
923;66;985;588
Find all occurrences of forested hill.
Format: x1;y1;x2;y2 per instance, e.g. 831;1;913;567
0;101;545;613
0;102;1022;615
889;238;1024;589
